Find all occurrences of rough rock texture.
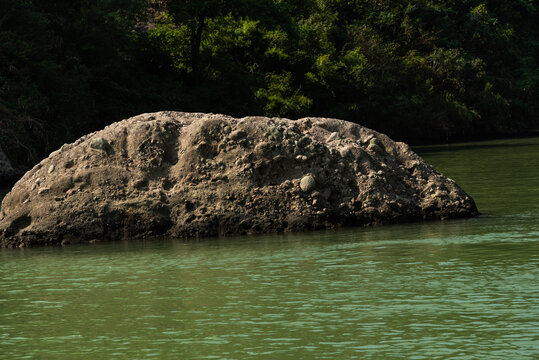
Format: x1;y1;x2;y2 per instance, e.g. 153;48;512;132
0;112;478;247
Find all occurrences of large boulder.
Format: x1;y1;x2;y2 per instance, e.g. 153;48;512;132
0;112;478;247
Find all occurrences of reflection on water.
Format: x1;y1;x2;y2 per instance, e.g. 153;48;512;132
1;137;538;359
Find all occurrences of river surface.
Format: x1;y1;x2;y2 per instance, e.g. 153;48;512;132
1;137;538;359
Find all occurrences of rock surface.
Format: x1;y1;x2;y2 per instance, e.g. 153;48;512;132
0;112;478;247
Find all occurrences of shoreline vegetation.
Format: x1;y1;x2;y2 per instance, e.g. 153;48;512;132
1;0;538;172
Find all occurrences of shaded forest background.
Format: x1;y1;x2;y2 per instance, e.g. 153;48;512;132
1;0;538;169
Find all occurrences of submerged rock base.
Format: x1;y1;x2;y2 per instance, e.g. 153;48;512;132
0;112;478;247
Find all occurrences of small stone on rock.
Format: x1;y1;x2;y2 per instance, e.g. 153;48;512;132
229;130;246;141
327;132;340;142
90;137;110;151
300;175;316;192
38;187;50;195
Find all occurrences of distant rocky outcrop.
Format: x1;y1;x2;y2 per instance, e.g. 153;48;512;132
0;112;478;247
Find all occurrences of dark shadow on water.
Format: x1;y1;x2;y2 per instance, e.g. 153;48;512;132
415;142;536;154
1;215;490;258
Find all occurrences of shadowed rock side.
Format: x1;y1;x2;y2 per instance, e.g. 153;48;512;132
0;112;478;247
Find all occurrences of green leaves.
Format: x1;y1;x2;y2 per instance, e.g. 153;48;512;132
256;71;312;117
2;0;539;170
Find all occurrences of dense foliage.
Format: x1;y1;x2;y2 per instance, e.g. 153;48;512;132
1;0;538;167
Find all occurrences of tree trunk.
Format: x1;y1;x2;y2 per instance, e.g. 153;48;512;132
190;15;205;76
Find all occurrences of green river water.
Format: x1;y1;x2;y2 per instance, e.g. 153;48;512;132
1;137;538;359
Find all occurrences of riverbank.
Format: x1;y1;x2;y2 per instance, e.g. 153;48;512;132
400;127;539;147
